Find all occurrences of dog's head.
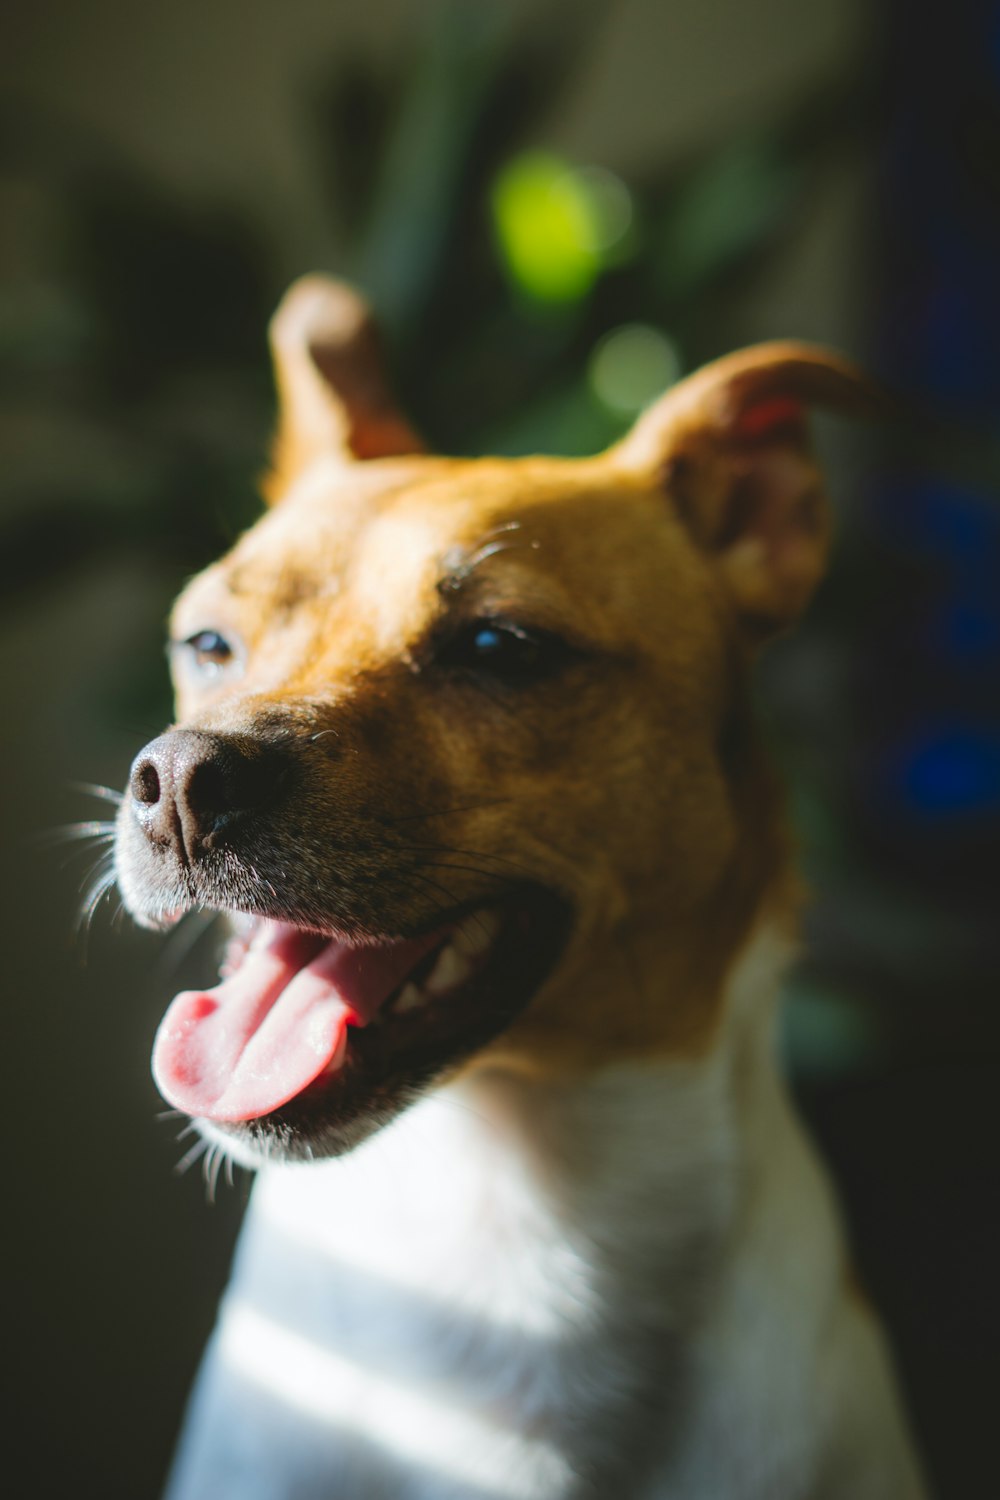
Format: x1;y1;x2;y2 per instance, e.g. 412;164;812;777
115;276;874;1162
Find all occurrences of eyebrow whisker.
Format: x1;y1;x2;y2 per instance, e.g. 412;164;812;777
438;524;540;594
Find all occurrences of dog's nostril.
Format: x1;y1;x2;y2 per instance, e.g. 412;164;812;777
132;760;161;806
187;760;232;818
185;743;280;826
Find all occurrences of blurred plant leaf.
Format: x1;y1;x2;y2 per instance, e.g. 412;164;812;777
349;4;516;338
653;133;804;304
0;10;874;608
66;171;272;390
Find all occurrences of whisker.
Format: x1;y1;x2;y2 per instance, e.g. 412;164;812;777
453;826;574;865
478;520;523;540
411;860;514;885
205;1143;228;1203
155;907;224;979
74;892;113;958
175;1135;210;1177
457;523;527;574
203;1144;218;1201
460;539;523;571
400;866;466;916
70;780;124;806
173;1131;244;1201
74;851;119;952
407;841;537;872
35;821;117;852
454;520;522;554
439;522;541;591
378;799;512;826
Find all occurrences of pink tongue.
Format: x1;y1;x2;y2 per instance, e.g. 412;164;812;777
152;921;441;1124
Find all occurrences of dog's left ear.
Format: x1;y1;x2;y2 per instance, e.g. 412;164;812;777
264;275;423;500
615;342;880;639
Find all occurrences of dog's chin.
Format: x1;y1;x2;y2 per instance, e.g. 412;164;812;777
155;888;571;1168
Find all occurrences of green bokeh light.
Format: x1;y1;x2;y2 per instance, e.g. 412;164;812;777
490;151;632;305
589;323;681;416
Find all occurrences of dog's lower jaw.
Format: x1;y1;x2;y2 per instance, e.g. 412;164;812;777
164;925;926;1500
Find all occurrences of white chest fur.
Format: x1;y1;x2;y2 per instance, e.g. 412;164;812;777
165;932;925;1500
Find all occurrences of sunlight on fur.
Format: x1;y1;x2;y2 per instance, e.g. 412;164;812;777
250;1098;595;1340
218;1302;575;1499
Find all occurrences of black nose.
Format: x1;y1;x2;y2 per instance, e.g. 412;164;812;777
129;730;285;860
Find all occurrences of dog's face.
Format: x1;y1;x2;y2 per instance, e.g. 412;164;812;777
115;278;873;1162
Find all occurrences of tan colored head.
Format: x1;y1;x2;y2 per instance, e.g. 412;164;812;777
115;275;875;1159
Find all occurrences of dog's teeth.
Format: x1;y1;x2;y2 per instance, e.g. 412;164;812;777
424;942;474;996
393;982;428;1014
422;910;500;995
452;908;502;960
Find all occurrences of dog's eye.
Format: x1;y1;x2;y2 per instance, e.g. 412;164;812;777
436;620;567;683
178;630;236;677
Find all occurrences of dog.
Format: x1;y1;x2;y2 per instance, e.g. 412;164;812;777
115;276;928;1499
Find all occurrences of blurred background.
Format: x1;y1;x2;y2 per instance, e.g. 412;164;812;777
3;1;998;1494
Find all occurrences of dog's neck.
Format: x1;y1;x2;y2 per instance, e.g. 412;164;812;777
175;923;846;1500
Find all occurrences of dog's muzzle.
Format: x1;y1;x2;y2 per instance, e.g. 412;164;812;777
128;729;289;865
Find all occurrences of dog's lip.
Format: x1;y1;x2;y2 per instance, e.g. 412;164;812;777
149;906;504;1124
185;887;572;1160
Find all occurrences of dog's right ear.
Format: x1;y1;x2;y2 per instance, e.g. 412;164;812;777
614;342;882;641
264;275;423;501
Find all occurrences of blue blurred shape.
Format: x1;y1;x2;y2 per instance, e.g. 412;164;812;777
877;480;999;566
936;601;1000;660
899;729;1000;814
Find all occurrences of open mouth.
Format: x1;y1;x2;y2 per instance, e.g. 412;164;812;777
152;893;568;1141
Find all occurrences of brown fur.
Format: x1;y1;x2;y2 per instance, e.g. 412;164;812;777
159;277;875;1080
117;281;931;1500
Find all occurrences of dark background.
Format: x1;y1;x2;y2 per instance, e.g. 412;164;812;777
3;2;998;1495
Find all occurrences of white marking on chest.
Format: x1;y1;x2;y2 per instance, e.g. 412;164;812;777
210;1041;742;1499
177;926;922;1498
217;1301;573;1499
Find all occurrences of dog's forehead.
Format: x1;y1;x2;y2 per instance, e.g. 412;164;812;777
179;451;687;633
